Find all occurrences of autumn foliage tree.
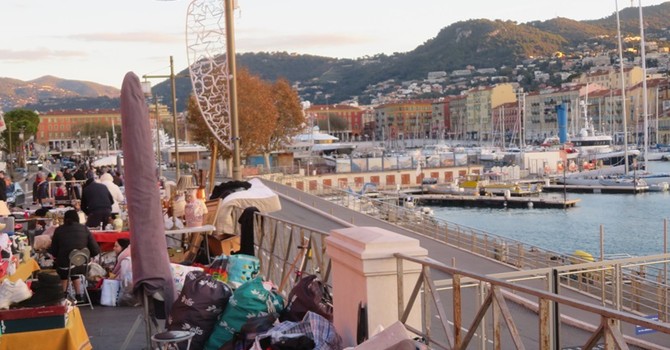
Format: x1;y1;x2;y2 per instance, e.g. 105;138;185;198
186;67;304;171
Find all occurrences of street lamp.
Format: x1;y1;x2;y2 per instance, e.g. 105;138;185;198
18;126;25;168
142;56;182;179
141;82;163;179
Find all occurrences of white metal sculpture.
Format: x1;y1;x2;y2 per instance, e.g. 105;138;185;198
186;0;232;150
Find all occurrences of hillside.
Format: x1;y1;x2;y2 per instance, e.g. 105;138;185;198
585;2;670;34
0;76;119;112
2;2;670;112
528;17;609;43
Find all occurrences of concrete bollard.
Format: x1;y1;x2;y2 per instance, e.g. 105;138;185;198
326;226;428;347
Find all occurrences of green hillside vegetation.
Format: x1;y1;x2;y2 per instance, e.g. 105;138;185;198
528;17;609;43
585;2;670;34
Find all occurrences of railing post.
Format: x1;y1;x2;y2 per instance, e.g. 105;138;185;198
326;226;428;347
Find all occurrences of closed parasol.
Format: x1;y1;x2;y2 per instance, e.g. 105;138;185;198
120;72;175;330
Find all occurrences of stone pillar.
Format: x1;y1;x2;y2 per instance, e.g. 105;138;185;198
326;226;428;347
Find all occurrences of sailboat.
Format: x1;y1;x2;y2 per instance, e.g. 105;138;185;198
623;1;670;191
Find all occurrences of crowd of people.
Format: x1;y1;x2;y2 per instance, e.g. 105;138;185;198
27;162;131;305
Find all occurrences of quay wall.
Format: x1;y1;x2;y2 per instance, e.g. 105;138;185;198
261;165;484;191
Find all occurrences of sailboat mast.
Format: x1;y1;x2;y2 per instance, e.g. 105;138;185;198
615;0;630;175
639;0;649;171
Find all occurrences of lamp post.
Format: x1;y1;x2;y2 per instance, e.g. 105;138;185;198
141;81;163;179
8;123;12;169
18;126;25;168
143;56;182;179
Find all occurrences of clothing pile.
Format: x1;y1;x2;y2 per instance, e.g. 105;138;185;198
165;253;342;350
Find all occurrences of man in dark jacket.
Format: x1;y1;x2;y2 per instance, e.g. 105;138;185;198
81;174;114;228
48;209;101;301
0;171;7;202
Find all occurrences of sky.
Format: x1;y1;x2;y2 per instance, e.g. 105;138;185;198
1;0;667;89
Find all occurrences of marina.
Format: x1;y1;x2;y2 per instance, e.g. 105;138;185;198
428;161;670;258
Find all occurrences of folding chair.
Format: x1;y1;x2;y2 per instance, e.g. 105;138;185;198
67;248;93;309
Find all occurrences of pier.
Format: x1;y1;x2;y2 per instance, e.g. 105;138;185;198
543;184;648;194
412;193;580;208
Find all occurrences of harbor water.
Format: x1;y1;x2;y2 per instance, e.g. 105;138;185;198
430;161;670;258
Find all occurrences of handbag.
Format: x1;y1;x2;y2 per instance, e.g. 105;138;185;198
280;274;333;322
100;278;120;306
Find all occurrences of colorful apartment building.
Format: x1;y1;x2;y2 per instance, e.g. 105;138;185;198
373;100;434;141
575;66;643;91
463;84;517;142
38;109;122;155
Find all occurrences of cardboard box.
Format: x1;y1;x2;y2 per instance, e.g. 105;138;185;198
168;248;186;264
208;234;240;256
0;304;68;333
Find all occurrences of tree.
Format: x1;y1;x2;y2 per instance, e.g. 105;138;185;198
1;109;40;154
236;67;277;157
316;115;348;131
71;122;119;140
186;68;304;170
265;78;305;154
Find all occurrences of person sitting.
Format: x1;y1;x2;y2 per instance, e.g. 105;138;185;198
110;238;131;283
48;209;101;303
110;238;137;306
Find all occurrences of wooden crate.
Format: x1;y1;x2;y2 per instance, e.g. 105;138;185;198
208;234;240;256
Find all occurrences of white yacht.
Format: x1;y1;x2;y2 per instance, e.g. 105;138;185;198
569;100;639;170
287;126;356;161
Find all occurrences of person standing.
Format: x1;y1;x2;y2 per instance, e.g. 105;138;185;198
63;168;74;199
32;172;43;205
35;173;51;206
81;174;114;228
113;171;124;187
99;173;124;215
48;209;101;302
73;166;86;199
0;171;7;202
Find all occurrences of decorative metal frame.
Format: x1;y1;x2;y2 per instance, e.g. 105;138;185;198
186;0;232;150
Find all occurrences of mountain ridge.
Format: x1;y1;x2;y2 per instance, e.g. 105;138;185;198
3;2;670;112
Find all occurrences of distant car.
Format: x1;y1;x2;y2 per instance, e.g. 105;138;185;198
12;167;28;178
27;157;43;168
61;160;77;170
6;183;25;208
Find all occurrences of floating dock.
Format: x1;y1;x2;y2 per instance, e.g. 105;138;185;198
542;184;647;194
412;194;580;209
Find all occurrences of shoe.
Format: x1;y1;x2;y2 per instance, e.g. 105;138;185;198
76;294;88;304
0;279;33;309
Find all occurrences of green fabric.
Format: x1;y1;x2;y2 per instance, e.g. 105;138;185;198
204;277;284;350
226;254;260;288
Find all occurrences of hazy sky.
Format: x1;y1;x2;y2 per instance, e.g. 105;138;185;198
1;0;665;88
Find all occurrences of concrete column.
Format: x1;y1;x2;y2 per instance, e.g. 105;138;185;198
326;226;428;347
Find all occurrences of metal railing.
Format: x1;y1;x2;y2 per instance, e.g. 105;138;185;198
395;253;670;350
230;208;332;298
229;187;670;349
259;175;670;324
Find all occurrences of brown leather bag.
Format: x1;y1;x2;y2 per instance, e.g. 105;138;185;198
280;274;333;322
